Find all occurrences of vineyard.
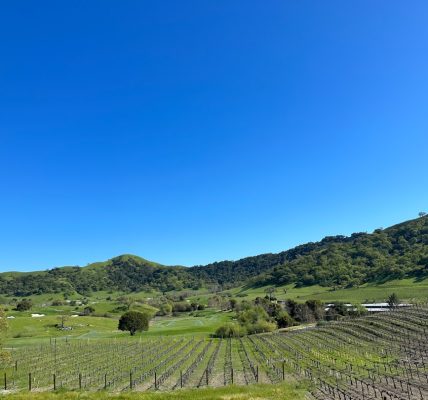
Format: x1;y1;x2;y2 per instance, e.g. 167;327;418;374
2;305;428;400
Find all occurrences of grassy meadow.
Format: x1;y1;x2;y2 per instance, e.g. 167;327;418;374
4;310;233;346
223;277;428;303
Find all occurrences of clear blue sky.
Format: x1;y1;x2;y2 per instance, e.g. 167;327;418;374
1;1;427;272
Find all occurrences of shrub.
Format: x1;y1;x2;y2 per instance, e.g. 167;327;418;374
237;306;269;325
214;323;246;338
15;299;32;311
82;306;95;316
172;302;192;313
276;311;295;328
246;320;277;334
157;303;172;316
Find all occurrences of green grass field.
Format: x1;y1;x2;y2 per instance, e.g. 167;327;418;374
145;309;232;337
4;309;233;346
2;277;427;347
225;277;428;303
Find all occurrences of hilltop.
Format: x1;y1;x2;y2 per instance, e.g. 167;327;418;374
0;216;427;296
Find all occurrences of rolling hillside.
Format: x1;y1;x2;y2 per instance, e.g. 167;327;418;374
0;216;427;296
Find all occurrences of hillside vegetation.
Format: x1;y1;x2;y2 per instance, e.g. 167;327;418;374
1;216;427;296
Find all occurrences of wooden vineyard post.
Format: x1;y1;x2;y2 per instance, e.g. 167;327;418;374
282;362;285;380
206;369;209;386
53;373;56;390
154;371;157;390
180;371;183;388
79;373;82;390
231;368;234;384
256;365;259;382
104;373;107;390
130;371;133;390
28;373;32;391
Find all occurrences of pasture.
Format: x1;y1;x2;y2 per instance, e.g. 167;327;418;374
4;310;232;347
225;277;428;303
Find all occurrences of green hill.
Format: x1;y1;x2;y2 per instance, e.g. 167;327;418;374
0;215;427;296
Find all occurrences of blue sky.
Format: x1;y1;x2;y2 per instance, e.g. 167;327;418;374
1;1;427;271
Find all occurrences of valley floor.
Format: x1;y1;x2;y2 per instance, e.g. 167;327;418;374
4;277;428;347
2;305;428;399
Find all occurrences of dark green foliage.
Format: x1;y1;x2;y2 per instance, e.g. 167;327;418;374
246;320;277;334
172;302;192;313
352;303;368;316
253;216;428;288
82;306;95;315
0;255;197;296
283;299;325;323
15;299;32;311
305;300;325;320
387;292;400;309
276;310;295;328
325;302;349;321
171;301;204;313
213;322;246;338
118;311;150;336
0;216;427;296
234;303;277;334
156;302;172;316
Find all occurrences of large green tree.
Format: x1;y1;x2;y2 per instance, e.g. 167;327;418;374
118;311;150;336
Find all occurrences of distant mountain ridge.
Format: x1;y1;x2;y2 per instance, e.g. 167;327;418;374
0;216;427;296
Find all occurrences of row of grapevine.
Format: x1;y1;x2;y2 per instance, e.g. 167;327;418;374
1;304;427;398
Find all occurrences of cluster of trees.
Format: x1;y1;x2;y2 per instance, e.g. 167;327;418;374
324;302;367;321
0;255;204;297
171;302;205;313
154;301;205;316
214;296;299;337
281;299;325;323
193;215;427;287
0;216;427;296
147;291;206;316
213;292;402;337
0;256;196;297
253;216;428;289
